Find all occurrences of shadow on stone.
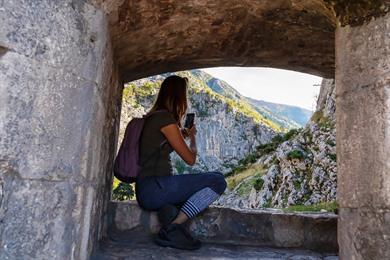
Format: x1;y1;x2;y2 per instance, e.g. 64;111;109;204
0;46;8;57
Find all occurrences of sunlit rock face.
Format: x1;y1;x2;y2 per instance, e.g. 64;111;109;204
183;90;275;173
216;79;337;209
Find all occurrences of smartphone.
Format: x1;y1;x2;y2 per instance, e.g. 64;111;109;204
184;113;195;128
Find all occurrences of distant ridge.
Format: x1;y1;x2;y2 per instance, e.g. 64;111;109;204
245;97;313;127
191;69;312;129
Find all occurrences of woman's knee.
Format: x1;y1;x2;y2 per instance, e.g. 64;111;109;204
208;172;227;195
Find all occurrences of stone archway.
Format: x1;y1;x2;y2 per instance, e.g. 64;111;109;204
0;1;389;259
108;0;336;81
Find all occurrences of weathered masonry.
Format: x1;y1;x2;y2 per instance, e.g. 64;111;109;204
0;1;389;259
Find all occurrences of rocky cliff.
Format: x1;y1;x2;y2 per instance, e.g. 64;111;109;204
215;79;337;209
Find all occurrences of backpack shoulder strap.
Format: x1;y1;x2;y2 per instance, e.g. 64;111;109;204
143;109;168;118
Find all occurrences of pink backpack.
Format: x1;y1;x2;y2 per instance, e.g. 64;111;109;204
113;110;167;183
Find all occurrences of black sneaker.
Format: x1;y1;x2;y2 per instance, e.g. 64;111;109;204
155;223;201;250
157;204;178;227
177;224;201;245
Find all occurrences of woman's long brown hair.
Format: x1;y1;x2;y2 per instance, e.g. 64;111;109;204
149;75;188;127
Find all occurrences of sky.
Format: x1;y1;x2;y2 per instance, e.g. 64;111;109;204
200;67;322;111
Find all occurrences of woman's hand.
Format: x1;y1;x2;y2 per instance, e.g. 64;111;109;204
181;128;190;139
188;125;197;140
181;125;197;139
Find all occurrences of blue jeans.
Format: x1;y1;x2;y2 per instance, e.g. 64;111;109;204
135;172;227;218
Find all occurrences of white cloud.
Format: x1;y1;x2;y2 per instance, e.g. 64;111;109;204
200;67;322;111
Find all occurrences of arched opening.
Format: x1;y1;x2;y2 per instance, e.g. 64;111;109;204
111;67;336;211
107;66;338;256
103;0;338;256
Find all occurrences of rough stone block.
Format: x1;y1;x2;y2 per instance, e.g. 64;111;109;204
272;214;305;247
336;12;390;209
336;69;390;209
0;51;98;181
304;215;338;252
110;201;143;231
0;0;107;83
189;207;274;246
336;12;390;92
338;208;390;260
0;2;121;259
108;202;161;234
336;12;390;260
336;79;390;208
0;175;75;259
107;201;338;252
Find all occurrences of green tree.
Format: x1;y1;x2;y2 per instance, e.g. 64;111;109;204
112;182;135;201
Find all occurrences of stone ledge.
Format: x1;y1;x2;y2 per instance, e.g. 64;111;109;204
92;226;338;259
107;201;338;253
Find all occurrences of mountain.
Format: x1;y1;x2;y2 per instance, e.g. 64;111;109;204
245;98;313;128
215;79;336;210
192;69;312;130
191;70;242;101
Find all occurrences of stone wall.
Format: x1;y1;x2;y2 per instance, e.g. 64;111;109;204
0;1;122;259
336;12;390;260
108;201;338;253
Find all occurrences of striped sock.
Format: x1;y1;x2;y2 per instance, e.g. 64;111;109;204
180;187;220;219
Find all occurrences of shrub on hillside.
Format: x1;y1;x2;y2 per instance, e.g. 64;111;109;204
311;110;333;130
253;177;264;191
287;150;305;160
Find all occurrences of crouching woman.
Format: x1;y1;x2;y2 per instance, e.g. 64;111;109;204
135;75;227;250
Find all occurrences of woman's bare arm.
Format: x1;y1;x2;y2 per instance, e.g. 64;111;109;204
160;124;197;165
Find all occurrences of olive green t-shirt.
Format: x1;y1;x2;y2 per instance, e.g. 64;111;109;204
138;111;177;178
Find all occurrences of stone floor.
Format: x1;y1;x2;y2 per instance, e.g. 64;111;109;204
91;228;339;260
